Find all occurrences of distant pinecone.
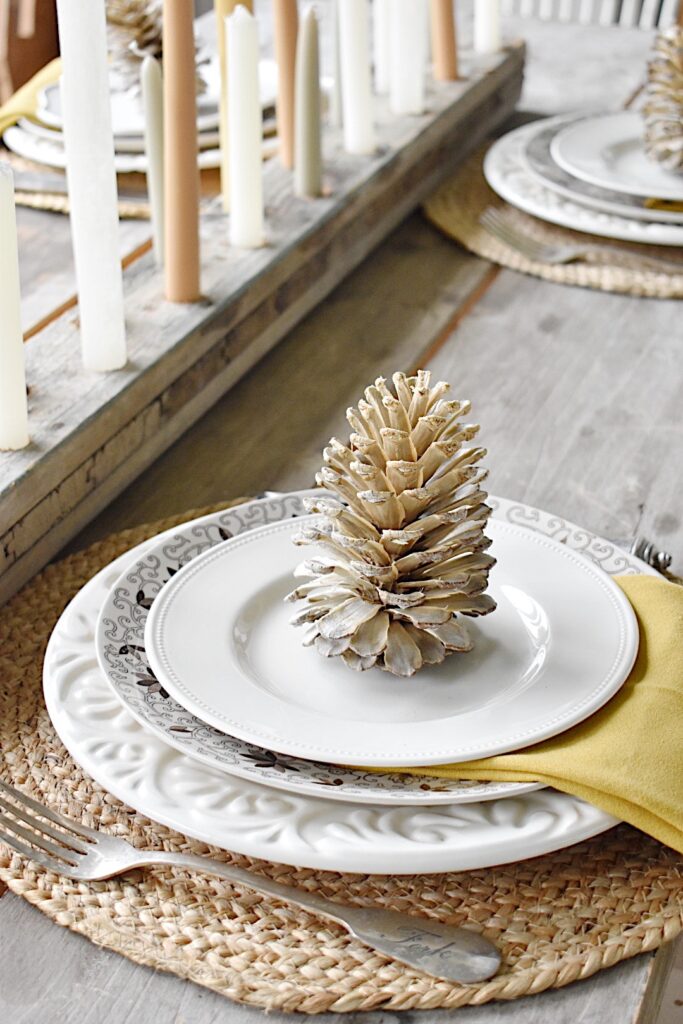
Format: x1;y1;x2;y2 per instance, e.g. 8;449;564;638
107;0;163;58
643;26;683;173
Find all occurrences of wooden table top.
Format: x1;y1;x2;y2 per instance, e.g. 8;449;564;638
1;9;681;1024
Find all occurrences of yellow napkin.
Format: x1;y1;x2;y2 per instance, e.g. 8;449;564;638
0;58;62;136
385;577;683;853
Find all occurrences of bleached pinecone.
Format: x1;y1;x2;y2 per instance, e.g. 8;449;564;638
286;371;497;678
643;27;683;173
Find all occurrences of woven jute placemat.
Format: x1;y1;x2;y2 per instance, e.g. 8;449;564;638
1;502;682;1013
424;150;683;299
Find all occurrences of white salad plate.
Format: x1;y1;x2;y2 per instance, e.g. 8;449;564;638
143;513;639;769
96;491;541;806
44;521;624;872
484;121;683;247
523;116;683;226
551;111;683;202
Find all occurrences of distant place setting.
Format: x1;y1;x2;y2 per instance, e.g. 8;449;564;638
0;2;681;1023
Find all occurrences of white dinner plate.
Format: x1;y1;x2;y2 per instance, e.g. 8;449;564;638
523;116;683;226
96;491;541;806
144;514;639;768
2;122;224;174
484;121;683;247
551;111;683;202
44;522;623;873
18;117;221;155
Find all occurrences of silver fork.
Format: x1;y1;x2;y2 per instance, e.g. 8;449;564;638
0;780;500;984
480;207;683;274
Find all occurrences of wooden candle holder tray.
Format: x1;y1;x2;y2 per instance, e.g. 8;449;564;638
0;42;524;605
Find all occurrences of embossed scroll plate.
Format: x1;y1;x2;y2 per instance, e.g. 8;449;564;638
44;495;654;873
144;516;639;768
97;491;539;806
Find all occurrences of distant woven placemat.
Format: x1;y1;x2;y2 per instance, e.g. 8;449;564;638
1;502;682;1014
424;149;683;299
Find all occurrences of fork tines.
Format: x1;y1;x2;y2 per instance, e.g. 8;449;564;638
0;779;93;872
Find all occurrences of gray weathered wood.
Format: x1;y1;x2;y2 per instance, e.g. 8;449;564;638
0;43;524;607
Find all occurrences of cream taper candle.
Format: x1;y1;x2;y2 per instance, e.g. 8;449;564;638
390;0;427;115
227;6;264;247
141;56;164;266
0;164;28;450
274;0;299;170
474;0;501;54
55;0;126;371
338;0;375;154
430;0;458;80
328;0;342;128
215;0;253;211
163;0;201;302
294;7;322;197
372;0;391;95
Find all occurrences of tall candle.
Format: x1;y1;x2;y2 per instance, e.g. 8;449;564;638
430;0;458;80
0;164;28;450
55;0;126;371
474;0;501;54
294;7;322;198
274;0;299;170
227;6;264;247
141;56;164;266
372;0;391;95
215;0;253;211
338;0;375;154
163;0;200;302
390;0;427;116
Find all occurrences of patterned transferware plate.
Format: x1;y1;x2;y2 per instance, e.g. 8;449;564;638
45;536;620;873
143;514;639;768
524;116;683;225
484;121;683;247
96;491;541;805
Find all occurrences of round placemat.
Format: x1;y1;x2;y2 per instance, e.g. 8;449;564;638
0;502;682;1014
423;148;683;299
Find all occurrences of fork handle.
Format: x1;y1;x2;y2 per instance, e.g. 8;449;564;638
139;851;500;983
581;246;683;274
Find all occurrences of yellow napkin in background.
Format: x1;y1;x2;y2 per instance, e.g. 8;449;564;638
0;58;62;136
384;577;683;853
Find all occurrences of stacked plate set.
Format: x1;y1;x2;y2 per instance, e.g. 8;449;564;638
44;488;658;875
2;55;278;176
484;110;683;247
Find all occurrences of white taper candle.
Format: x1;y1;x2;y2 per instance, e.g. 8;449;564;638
338;0;375;154
227;6;264;247
390;0;427;115
141;56;164;267
55;0;126;371
474;0;501;54
372;0;391;95
0;164;29;450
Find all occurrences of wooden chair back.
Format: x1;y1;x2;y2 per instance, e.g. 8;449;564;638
500;0;681;28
